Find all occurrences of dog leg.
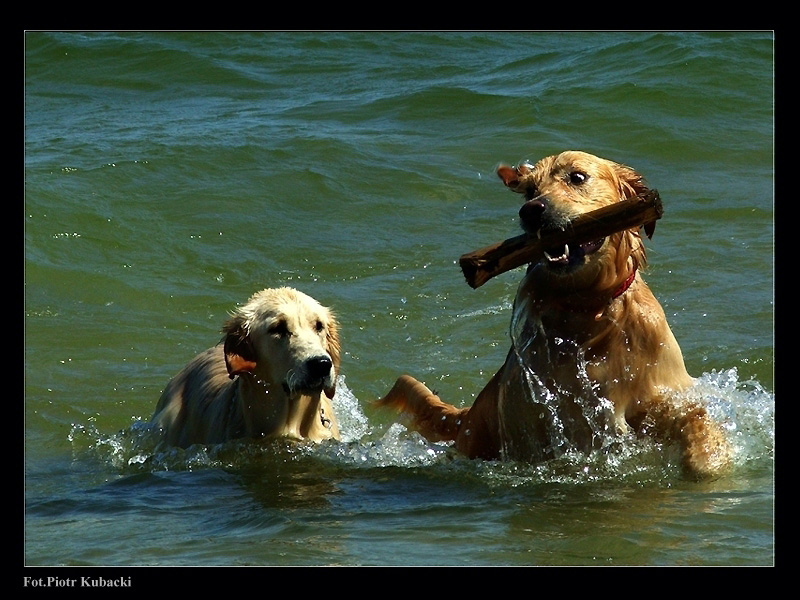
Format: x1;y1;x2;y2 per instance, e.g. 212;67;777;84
677;406;734;480
640;400;733;480
378;375;468;442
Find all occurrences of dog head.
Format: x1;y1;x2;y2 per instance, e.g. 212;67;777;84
221;287;340;399
497;151;650;296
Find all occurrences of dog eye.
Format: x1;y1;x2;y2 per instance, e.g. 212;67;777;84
568;171;588;185
269;320;290;338
524;186;539;200
315;320;325;333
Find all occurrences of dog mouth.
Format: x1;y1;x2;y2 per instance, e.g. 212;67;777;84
542;238;605;267
282;356;334;397
282;379;327;396
519;202;606;269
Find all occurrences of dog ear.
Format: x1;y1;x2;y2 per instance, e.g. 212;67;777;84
222;315;257;379
497;163;531;192
607;162;652;272
614;163;650;200
614;163;657;239
324;312;341;399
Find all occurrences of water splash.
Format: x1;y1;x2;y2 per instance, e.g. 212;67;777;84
71;364;773;485
328;375;370;444
69;376;373;473
689;368;774;470
494;295;620;464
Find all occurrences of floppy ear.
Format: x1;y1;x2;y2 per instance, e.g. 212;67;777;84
222;315;257;379
614;163;650;199
614;163;657;239
608;162;652;272
496;163;532;193
324;313;341;399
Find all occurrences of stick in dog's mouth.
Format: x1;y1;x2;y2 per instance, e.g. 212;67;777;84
543;238;605;266
459;189;663;288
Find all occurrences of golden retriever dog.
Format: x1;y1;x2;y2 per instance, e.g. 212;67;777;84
379;151;732;480
151;287;341;447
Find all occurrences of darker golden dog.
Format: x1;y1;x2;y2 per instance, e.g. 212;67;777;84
152;287;341;447
379;151;732;480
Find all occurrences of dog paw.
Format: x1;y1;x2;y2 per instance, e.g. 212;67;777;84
681;424;734;481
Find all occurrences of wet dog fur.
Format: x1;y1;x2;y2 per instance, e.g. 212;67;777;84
152;287;341;447
379;151;732;480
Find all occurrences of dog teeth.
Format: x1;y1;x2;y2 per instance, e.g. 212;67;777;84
544;244;569;262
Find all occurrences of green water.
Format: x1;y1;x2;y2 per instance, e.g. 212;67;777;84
24;31;773;570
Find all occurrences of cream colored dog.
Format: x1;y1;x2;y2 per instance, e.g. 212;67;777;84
380;151;732;480
152;287;341;447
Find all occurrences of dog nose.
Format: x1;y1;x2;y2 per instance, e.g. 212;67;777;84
306;356;333;379
519;198;547;233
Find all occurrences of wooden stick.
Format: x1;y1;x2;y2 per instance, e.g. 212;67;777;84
459;189;663;289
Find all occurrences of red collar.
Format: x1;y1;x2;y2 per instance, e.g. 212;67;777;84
612;267;637;300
